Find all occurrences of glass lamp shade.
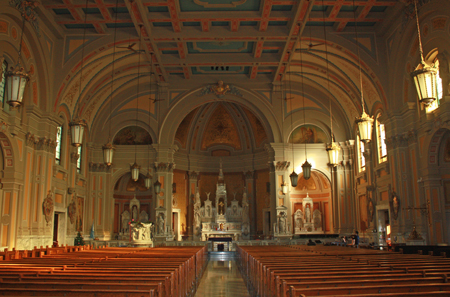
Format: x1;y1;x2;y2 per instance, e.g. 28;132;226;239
289;171;298;188
130;162;140;181
5;64;30;108
326;142;341;167
69;119;86;147
356;110;374;142
281;183;288;194
302;159;312;180
154;179;162;194
102;142;115;166
411;61;439;106
144;173;152;189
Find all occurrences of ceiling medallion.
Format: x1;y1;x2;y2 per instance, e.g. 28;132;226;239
200;81;243;99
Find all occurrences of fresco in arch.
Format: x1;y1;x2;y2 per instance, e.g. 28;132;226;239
289;124;328;144
113;126;152;145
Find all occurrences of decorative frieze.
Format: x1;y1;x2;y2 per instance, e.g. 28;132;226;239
188;171;199;179
88;162;109;173
275;161;290;171
154;162;175;173
25;132;57;151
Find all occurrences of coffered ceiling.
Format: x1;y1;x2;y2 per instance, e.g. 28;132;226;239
41;0;398;84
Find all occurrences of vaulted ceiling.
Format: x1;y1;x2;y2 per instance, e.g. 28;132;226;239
41;0;398;84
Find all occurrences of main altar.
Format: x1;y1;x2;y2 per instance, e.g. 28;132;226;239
193;161;249;241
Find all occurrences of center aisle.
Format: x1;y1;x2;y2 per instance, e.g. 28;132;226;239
195;252;250;297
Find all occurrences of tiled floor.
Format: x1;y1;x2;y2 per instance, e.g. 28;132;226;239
195;252;250;297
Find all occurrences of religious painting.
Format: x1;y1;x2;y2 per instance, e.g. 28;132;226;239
289;125;327;144
368;198;375;222
76;197;84;232
113;126;152;145
444;138;450;162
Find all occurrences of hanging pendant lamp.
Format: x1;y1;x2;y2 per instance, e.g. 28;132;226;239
5;10;30;108
287;62;298;187
410;0;438;106
352;0;373;143
69;0;90;147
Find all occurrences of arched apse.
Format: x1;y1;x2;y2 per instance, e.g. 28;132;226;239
159;86;279;146
173;102;270;156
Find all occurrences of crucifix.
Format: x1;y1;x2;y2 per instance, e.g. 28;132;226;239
218;200;225;215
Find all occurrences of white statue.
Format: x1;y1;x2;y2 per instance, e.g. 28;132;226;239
194;207;201;227
206;205;211;217
194;190;200;204
305;205;311;223
132;206;138;221
279;216;286;233
158;214;165;234
121;210;130;233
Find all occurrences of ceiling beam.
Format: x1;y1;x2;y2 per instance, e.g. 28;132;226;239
125;0;169;83
273;0;315;83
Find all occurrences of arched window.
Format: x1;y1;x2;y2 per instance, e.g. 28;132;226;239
357;135;365;172
55;125;63;165
376;113;387;163
0;59;7;107
77;145;82;174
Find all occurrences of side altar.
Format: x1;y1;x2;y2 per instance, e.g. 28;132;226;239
193;160;250;241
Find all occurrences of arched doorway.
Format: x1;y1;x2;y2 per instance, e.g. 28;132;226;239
291;170;332;234
113;173;153;239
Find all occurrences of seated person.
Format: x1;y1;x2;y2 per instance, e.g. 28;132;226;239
307;239;316;246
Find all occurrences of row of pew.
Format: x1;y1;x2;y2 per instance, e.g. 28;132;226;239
0;244;94;260
0;245;207;297
236;244;450;297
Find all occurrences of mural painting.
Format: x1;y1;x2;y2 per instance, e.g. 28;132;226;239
113;126;152;145
289;125;327;144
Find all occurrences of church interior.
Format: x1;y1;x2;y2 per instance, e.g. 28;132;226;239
1;0;450;290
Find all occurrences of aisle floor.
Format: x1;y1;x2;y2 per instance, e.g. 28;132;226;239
195;252;250;297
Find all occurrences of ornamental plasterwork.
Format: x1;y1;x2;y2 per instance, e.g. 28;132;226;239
88;162;109;173
275;161;290;171
9;0;40;36
154;162;175;173
199;81;243;99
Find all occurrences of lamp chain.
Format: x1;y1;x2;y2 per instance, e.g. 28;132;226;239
322;0;333;141
76;0;89;119
108;0;119;142
148;53;153;172
289;63;295;170
414;0;424;63
300;45;307;161
353;0;365;114
135;25;142;164
17;17;26;64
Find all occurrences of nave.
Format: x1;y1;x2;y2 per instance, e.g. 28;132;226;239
195;251;250;297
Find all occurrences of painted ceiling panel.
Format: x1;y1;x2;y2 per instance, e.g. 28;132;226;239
179;0;261;12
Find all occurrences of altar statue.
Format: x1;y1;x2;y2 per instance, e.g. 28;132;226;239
305;205;311;223
132;206;138;221
158;214;165;234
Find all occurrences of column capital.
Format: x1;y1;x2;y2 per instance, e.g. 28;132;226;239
154;162;175;173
